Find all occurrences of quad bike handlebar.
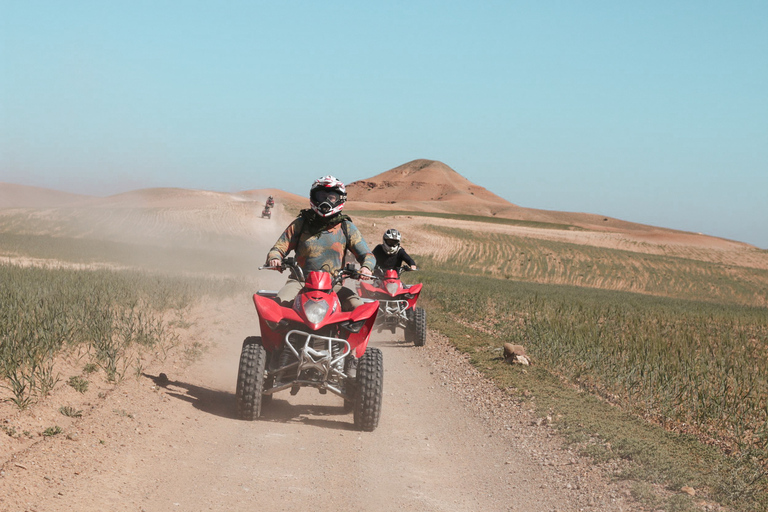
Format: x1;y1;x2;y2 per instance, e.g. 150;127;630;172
372;265;417;282
259;257;370;285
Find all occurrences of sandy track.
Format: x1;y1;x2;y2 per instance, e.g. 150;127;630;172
1;286;640;512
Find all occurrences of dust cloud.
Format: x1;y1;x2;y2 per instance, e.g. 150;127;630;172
0;189;291;280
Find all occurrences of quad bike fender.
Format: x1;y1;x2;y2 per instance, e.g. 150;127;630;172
345;300;379;358
253;293;303;323
253;294;303;351
358;280;379;297
405;283;423;309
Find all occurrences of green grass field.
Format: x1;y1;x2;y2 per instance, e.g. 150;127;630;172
415;260;768;511
421;225;768;307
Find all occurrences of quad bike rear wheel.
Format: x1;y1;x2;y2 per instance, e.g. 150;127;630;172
353;347;383;432
236;336;267;420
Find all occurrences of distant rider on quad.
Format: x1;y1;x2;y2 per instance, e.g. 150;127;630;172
266;176;375;310
372;229;417;276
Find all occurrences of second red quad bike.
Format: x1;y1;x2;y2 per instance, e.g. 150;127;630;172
359;267;427;346
236;258;383;431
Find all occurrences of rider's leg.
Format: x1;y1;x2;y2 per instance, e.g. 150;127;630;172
276;278;302;306
336;286;363;312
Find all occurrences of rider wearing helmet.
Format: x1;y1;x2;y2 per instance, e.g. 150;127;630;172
372;228;417;276
267;175;375;309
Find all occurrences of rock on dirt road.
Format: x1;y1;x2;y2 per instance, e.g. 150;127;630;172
0;294;640;512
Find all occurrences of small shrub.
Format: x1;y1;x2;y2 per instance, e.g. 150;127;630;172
184;341;206;363
59;405;82;418
42;426;62;437
67;375;89;393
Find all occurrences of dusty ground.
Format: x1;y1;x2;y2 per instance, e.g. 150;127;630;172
0;289;644;512
3;176;755;511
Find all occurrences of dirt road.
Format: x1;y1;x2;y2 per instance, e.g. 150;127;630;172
1;287;640;512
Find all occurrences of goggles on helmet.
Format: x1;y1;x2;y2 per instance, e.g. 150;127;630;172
313;189;341;205
384;238;400;247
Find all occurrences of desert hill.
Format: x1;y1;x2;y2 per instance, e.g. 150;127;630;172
347;159;512;207
345;159;596;223
344;159;757;248
0;182;92;208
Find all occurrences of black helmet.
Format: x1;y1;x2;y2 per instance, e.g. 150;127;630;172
382;228;401;254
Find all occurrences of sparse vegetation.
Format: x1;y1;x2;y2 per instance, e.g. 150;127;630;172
0;263;246;407
351;209;581;231
418;260;768;511
421;226;768;307
183;340;206;364
113;409;134;419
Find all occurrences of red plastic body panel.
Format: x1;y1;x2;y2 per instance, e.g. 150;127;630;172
253;281;379;357
359;276;423;310
305;271;333;291
383;269;399;280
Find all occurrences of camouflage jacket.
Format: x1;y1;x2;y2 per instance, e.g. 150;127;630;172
266;210;376;274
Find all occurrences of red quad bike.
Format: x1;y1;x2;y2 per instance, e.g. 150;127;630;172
359;267;427;346
236;257;384;431
261;206;272;219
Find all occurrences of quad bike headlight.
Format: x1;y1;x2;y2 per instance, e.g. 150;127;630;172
385;282;399;295
403;293;415;299
303;299;329;325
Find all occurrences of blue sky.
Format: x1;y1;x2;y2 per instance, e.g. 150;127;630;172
1;1;767;248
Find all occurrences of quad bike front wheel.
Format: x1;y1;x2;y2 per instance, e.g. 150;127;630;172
406;307;427;346
354;347;383;432
236;336;268;420
413;307;427;346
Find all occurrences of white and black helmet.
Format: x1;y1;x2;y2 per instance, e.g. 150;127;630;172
309;175;347;217
382;228;401;254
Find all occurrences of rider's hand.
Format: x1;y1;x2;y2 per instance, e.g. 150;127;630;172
410;265;417;271
359;266;373;280
269;258;283;272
